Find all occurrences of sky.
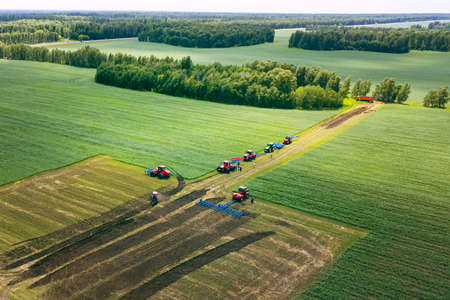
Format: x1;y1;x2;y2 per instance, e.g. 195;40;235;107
1;0;449;14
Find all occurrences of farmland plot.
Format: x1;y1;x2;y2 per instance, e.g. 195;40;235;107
0;60;336;185
0;155;177;252
247;105;450;299
1;160;365;300
1;104;379;299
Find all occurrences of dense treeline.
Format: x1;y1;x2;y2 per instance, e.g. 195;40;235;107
427;21;450;30
0;31;60;44
0;19;66;44
67;19;150;40
1;42;418;107
1;12;448;26
138;23;274;48
0;12;448;45
0;43;107;68
289;28;450;53
0;42;345;109
0;18;151;44
95;58;344;109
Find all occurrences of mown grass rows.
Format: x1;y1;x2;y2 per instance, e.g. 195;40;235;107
247;105;450;298
0;60;335;184
53;30;450;103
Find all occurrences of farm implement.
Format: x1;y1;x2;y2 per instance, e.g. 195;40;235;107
197;186;250;217
217;135;299;173
283;135;298;145
197;200;244;217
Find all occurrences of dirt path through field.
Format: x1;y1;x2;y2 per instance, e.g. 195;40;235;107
179;102;382;201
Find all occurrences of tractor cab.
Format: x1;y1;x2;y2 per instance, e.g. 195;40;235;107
264;143;275;153
232;186;249;201
238;186;249;197
243;149;256;161
283;136;292;145
149;165;171;178
217;160;236;173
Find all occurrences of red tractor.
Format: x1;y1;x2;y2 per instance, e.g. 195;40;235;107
283;136;292;145
243;149;256;161
148;165;171;179
217;160;236;173
232;186;250;202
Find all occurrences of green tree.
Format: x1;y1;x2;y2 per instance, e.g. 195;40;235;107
326;74;341;93
293;85;342;109
295;66;307;86
268;68;296;94
304;67;320;85
360;80;372;96
373;78;398;103
339;76;351;98
423;86;449;108
351;80;362;98
313;71;330;89
396;83;411;103
181;56;192;71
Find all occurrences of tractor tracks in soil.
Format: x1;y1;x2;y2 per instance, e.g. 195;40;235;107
1;102;382;299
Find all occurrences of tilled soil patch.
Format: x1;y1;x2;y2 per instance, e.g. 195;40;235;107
20;189;208;287
2;199;149;264
120;231;275;300
3;175;184;265
72;213;248;300
321;105;370;129
5;210;140;271
31;200;212;289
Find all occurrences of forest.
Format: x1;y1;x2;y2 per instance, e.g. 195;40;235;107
289;28;450;53
1;41;419;109
0;42;345;109
94;58;345;109
0;12;449;45
138;22;274;48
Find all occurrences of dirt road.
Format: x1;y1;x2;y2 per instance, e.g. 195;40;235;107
180;102;382;201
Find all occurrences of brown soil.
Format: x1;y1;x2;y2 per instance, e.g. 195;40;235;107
48;211;251;300
30;194;213;289
321;105;370;129
120;232;275;300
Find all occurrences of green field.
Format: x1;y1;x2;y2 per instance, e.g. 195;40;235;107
50;30;450;103
247;105;450;299
0;60;336;185
352;19;450;28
